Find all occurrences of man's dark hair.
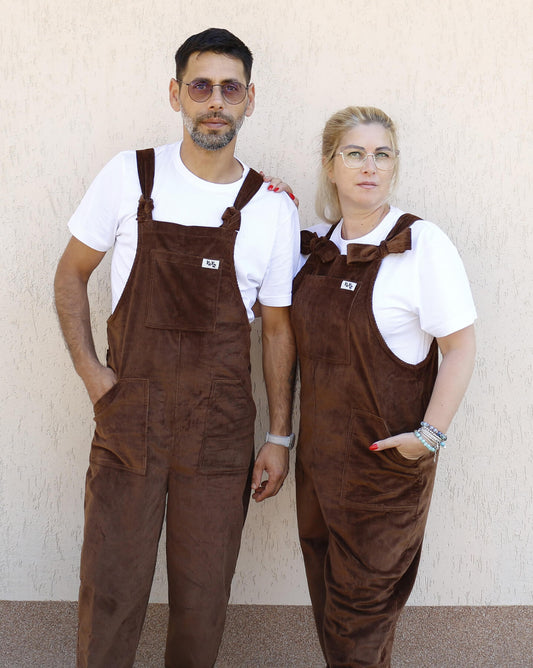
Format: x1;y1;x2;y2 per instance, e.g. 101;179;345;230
175;28;253;83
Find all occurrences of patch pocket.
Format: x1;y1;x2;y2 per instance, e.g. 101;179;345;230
199;379;256;474
146;249;222;331
91;378;149;475
341;410;420;510
292;274;361;364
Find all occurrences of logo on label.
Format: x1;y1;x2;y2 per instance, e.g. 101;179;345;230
202;258;220;270
341;280;357;291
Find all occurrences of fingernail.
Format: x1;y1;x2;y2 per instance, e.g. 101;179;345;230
274;187;279;192
268;185;273;191
288;193;295;200
369;444;379;451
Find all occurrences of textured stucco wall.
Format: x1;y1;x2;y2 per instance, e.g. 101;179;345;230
1;0;531;605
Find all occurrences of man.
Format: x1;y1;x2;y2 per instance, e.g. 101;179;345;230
54;28;299;668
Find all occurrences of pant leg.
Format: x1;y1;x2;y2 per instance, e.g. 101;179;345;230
164;467;251;668
299;425;437;668
77;462;167;668
296;453;330;658
320;502;429;668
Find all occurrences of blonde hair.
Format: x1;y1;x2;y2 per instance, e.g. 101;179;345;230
315;106;400;224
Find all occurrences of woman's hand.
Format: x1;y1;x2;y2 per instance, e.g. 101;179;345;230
370;432;428;460
260;172;299;207
370;325;476;462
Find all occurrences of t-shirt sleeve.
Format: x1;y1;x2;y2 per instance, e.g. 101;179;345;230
67;152;126;251
257;198;301;307
415;222;477;338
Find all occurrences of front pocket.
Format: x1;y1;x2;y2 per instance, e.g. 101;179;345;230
291;274;361;364
91;378;149;475
341;409;421;510
199;379;256;473
145;249;222;331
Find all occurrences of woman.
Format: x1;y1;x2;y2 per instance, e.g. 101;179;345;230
290;107;476;667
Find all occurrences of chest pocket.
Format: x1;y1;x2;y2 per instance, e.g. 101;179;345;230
145;249;223;331
292;274;362;365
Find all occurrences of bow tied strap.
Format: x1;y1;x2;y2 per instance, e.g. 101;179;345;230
347;226;412;264
137;195;154;219
301;230;339;263
221;205;241;230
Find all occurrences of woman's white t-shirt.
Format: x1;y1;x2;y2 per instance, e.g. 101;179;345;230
301;207;477;364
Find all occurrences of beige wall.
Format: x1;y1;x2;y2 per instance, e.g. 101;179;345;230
1;0;531;606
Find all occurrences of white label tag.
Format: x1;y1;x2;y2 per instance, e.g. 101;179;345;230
202;258;220;270
340;280;357;291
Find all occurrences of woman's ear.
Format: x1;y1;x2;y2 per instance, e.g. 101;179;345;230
325;158;336;184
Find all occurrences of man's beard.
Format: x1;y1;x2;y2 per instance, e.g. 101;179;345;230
182;110;246;151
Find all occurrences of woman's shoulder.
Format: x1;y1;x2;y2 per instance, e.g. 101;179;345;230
302;221;333;237
410;219;458;253
391;208;456;249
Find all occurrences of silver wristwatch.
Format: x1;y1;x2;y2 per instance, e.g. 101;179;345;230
266;432;296;450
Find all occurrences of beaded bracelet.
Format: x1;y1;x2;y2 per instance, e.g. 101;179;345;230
414;421;448;462
413;429;437;454
419;426;443;449
420;421;447;443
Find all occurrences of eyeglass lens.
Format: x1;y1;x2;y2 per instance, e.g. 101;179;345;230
186;79;247;104
340;150;396;171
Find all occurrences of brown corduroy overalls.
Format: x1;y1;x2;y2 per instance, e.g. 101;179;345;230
291;214;439;668
78;149;263;668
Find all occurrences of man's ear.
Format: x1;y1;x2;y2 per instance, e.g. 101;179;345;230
169;78;181;112
244;83;255;117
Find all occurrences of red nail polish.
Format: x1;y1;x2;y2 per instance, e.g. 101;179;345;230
288;192;295;200
369;444;379;451
268;185;273;191
274;187;279;192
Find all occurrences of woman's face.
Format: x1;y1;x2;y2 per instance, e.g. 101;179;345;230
328;123;396;213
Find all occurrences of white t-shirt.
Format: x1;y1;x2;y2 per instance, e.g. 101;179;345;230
68;142;301;321
302;207;477;364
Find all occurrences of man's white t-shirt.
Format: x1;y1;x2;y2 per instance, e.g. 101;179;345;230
68;142;300;321
301;207;477;364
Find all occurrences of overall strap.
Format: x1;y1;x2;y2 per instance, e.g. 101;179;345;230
298;220;341;263
136;148;155;221
221;168;264;231
346;213;421;264
385;213;421;241
326;221;339;240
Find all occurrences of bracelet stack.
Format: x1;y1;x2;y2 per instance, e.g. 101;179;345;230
413;421;447;461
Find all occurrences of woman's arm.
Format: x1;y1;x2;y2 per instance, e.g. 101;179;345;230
370;324;476;459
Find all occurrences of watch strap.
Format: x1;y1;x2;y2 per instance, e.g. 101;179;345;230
266;431;295;450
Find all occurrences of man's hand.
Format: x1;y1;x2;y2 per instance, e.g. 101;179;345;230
251;442;289;502
82;362;118;406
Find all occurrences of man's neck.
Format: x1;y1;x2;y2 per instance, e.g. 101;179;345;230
179;135;243;184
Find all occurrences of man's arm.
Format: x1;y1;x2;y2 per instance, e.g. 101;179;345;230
251;304;297;502
54;236;117;404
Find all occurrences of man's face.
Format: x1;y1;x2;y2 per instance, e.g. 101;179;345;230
170;51;255;151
